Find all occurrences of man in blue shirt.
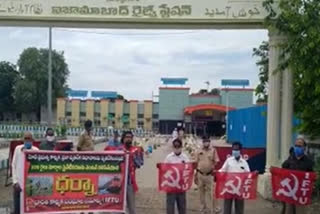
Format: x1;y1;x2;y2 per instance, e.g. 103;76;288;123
107;131;120;147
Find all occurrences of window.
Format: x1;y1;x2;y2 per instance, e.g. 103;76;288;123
66;112;72;116
94;112;101;117
153;122;159;128
80;112;86;117
152;114;159;119
138;114;144;119
94;120;101;126
138;121;144;128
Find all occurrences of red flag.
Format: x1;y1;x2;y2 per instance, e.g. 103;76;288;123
271;167;317;205
158;163;195;193
215;172;258;200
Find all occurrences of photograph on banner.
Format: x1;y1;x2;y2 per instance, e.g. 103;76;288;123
215;172;258;200
157;163;195;193
22;151;128;214
271;167;317;206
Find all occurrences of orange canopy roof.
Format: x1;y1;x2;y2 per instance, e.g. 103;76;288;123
184;104;236;114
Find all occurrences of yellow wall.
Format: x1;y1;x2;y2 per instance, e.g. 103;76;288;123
115;99;124;129
144;101;153;130
86;100;94;123
57;98;66;124
100;99;109;127
129;101;138;129
71;99;80;127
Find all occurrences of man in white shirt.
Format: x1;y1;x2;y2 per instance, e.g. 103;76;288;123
164;138;190;214
219;142;250;214
12;132;39;214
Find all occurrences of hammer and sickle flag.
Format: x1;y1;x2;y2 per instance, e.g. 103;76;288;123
215;172;258;200
271;167;317;205
157;163;195;193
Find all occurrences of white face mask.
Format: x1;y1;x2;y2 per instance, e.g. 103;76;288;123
46;136;55;142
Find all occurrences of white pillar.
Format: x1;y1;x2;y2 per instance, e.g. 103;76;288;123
266;30;285;170
281;66;293;163
258;30;286;199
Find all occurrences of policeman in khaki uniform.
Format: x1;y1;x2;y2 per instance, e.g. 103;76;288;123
77;120;94;151
195;136;221;213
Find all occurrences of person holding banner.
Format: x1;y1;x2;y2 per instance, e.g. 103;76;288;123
163;138;190;214
123;131;143;214
194;136;221;213
12;132;39;214
219;142;250;214
281;138;314;214
77;120;94;151
39;128;56;150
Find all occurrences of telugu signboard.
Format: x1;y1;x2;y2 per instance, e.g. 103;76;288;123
0;0;269;26
22;151;128;214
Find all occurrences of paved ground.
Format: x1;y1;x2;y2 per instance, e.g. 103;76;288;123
0;140;318;214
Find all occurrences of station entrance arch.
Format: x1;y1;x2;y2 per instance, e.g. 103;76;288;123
0;0;290;198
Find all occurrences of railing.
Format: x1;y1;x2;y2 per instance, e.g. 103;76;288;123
0;124;155;139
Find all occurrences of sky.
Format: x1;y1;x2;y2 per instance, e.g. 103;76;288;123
0;27;268;100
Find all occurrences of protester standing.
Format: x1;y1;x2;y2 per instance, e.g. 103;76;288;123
164;138;190;214
281;138;314;214
39;128;56;150
219;142;250;214
12;132;39;214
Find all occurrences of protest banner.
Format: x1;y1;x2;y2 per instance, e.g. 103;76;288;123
271;167;317;205
158;163;195;193
215;172;258;199
22;151;128;213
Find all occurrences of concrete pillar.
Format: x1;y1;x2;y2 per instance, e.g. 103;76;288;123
266;31;286;170
258;30;286;199
115;99;124;129
56;98;66;124
144;100;153;131
71;99;80;127
281;66;293;163
100;99;109;127
129;100;138;129
86;99;95;123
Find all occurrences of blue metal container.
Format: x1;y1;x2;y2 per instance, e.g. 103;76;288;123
227;105;267;148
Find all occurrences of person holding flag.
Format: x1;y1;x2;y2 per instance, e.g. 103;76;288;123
218;142;250;214
281;137;314;214
163;138;190;214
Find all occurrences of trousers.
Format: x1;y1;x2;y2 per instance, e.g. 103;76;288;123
223;199;244;214
166;192;186;214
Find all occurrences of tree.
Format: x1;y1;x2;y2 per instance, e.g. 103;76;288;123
117;94;124;100
264;0;320;138
253;41;269;103
198;89;208;94
15;47;69;120
210;88;221;96
0;61;19;113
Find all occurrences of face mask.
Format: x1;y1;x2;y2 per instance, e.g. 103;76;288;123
174;150;182;156
294;146;304;157
203;142;210;148
24;141;32;149
232;150;241;158
46;136;55;142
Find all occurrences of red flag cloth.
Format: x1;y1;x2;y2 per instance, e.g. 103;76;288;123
215;172;258;200
158;163;195;193
271;167;317;205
